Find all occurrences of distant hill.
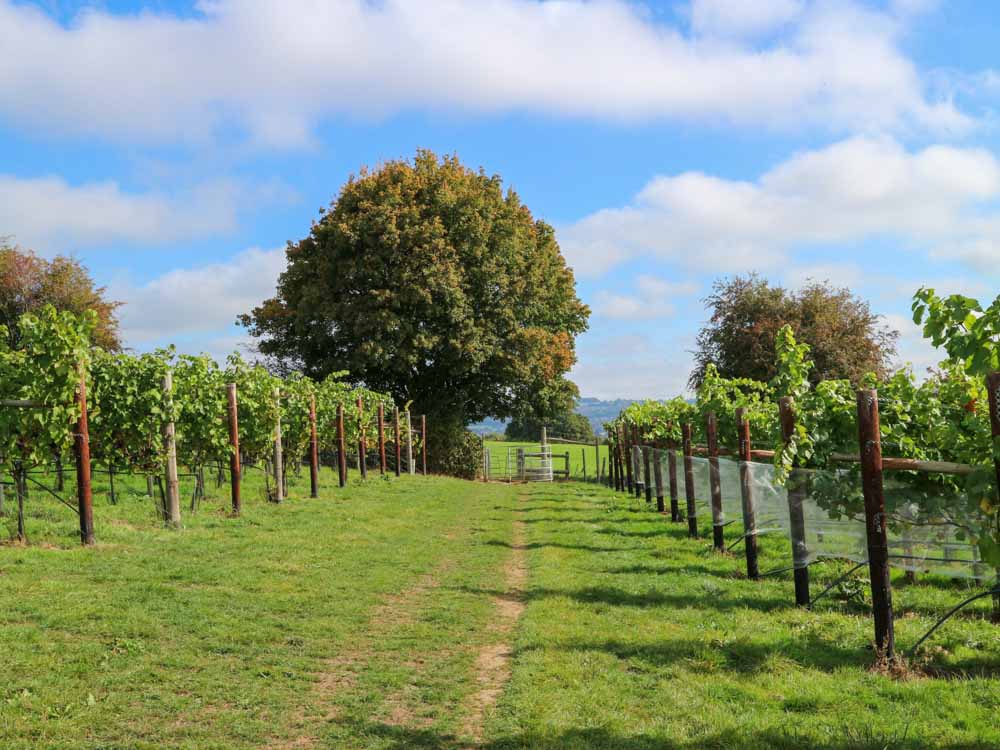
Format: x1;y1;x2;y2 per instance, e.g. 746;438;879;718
467;397;640;437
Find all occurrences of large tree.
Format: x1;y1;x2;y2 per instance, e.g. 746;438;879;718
0;242;121;350
690;274;898;389
240;150;590;430
505;410;595;443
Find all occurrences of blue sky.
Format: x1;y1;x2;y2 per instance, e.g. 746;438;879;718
2;0;1000;399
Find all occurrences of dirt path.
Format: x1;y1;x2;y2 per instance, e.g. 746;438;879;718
460;503;528;746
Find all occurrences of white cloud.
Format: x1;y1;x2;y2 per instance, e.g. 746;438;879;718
690;0;803;38
570;332;695;399
110;247;286;347
0;174;292;252
0;0;968;149
593;274;698;320
561;136;1000;277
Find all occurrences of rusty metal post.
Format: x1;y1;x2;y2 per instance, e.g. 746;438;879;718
356;396;367;479
421;415;428;475
986;373;1000;622
393;406;402;477
337;403;347;487
736;408;760;580
857;389;895;660
309;393;319;498
706;412;725;552
668;439;680;522
780;397;810;607
682;423;697;538
74;370;94;545
227;383;241;514
378;403;387;474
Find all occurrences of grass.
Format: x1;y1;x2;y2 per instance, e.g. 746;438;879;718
2;471;1000;748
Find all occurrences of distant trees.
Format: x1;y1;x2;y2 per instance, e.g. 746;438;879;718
689;274;898;389
505;411;594;442
0;242;120;350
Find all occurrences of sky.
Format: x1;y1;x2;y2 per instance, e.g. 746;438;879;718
2;0;1000;400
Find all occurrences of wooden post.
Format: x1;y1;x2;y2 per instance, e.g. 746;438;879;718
393;406;402;477
632;426;643;498
779;397;810;607
541;425;547;446
622;426;634;494
642;445;653;503
668;439;680;522
595;438;601;485
309;393;319;498
985;373;1000;622
227;383;241;514
74;370;94;545
378;403;387;474
706;412;725;552
273;387;284;502
582;447;587;481
857;389;895;659
406;410;414;475
736;408;759;580
163;372;181;526
421;415;428;475
653;444;665;513
356;396;367;479
337;403;347;487
682;423;697;538
14;463;26;542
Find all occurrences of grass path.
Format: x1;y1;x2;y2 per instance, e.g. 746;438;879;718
5;474;1000;748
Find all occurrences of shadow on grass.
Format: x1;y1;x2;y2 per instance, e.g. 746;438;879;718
324;719;975;749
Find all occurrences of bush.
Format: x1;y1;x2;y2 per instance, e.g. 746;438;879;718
427;425;483;480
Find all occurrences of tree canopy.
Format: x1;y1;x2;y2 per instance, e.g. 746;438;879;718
240;150;590;427
689;274;898;389
0;242;121;350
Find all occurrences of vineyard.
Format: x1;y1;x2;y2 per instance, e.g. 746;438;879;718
603;317;1000;662
0;307;427;546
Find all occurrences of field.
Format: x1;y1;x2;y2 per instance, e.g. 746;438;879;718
3;472;1000;748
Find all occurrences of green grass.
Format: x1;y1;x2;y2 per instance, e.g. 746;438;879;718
3;473;1000;748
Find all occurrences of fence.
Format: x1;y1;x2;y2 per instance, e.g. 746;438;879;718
604;387;1000;661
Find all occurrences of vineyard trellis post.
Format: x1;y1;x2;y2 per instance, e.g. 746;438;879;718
582;447;587;481
163;371;181;527
378;403;387;475
986;372;1000;622
779;397;810;607
406;410;414;475
594;438;600;486
421;415;427;476
706;412;725;552
632;426;643;498
227;383;241;514
609;436;618;490
356;397;367;479
653;443;665;513
642;445;652;503
668;437;680;522
273;387;284;502
74;369;95;545
393;407;401;477
736;407;760;580
682;422;697;538
309;393;319;499
856;388;895;661
623;425;634;494
337;403;347;488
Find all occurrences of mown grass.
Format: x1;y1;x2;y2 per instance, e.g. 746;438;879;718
0;466;520;749
3;472;1000;749
483;483;1000;749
